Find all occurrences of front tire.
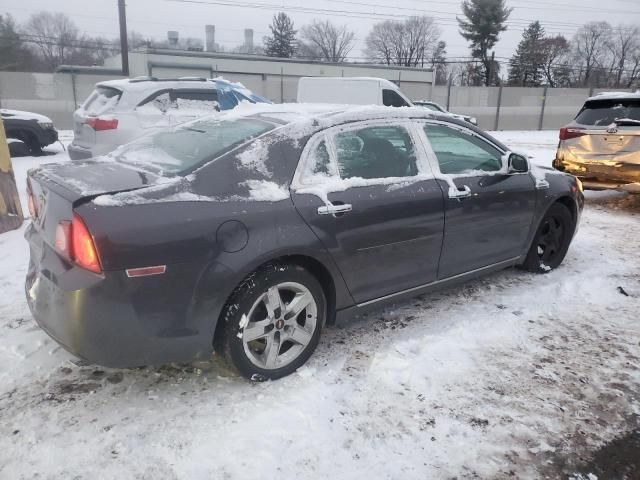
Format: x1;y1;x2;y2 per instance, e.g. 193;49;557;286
521;203;574;273
217;263;326;381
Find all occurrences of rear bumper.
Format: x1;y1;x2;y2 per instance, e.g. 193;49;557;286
553;157;640;192
24;223;215;367
67;143;94;160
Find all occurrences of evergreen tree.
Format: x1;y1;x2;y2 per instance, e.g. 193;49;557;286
508;21;546;86
458;0;512;86
430;41;448;84
264;12;297;58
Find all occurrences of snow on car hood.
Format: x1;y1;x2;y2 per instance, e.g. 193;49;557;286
0;109;53;124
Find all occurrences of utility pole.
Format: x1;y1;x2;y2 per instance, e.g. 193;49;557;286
118;0;130;76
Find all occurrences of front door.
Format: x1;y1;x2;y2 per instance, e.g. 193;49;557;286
291;122;445;304
420;122;537;279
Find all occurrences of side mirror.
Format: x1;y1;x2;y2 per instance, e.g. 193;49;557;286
508;153;529;174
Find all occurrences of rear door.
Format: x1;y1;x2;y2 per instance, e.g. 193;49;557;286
135;89;173;130
291;120;444;304
418;121;536;279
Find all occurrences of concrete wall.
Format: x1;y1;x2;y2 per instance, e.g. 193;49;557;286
431;85;636;131
108;49;434;103
1;53;634;131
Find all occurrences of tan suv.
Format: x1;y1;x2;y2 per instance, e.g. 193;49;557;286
553;92;640;192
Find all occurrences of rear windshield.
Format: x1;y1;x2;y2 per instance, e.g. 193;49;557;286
83;86;122;115
575;99;640;126
112;117;274;174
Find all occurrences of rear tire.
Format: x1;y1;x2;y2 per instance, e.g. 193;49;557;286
217;263;326;381
521;203;574;273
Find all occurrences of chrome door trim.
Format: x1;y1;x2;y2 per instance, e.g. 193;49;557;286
356;256;520;307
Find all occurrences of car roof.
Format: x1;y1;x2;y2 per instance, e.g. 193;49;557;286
95;76;248;93
586;91;640;102
212;102;503;148
300;76;402;91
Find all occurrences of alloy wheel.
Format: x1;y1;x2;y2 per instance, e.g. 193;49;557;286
241;282;318;370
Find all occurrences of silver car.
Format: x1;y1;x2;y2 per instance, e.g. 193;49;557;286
553;92;640;192
68;77;270;160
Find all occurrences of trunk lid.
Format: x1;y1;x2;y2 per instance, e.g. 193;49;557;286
564;126;640;165
27;160;161;250
73;85;123;148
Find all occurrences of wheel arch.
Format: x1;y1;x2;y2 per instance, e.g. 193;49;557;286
211;252;340;347
554;195;578;225
5;127;37;146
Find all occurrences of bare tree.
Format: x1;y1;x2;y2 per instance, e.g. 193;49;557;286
540;35;571;87
608;24;640;87
365;16;441;67
572;21;612;86
23;12;80;70
299;20;355;62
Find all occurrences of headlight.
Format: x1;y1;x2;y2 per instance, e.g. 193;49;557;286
469;117;478;125
576;178;584;193
38;120;53;129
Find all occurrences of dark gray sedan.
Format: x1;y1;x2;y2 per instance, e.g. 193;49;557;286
25;105;583;380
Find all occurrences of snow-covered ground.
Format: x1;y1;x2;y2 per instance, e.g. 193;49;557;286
1;131;639;479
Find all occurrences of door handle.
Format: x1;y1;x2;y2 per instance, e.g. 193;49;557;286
317;203;352;216
448;184;472;199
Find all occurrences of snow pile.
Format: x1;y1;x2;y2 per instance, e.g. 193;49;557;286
3;130;640;479
241;179;289;202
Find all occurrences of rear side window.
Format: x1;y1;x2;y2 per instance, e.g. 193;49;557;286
173;90;220;111
333;125;418;179
575;99;640;126
83;86;122;115
424;124;503;174
382;89;410;108
113;118;274;174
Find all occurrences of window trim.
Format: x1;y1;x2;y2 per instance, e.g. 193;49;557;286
415;119;509;177
292;119;435;190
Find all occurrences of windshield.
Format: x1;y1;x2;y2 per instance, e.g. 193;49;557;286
113;117;274;174
575;99;640;126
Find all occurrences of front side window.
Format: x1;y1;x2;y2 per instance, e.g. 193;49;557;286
382;89;410;108
423;124;503;175
333;125;418;179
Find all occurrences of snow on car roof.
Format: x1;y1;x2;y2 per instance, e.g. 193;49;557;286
0;108;53;124
586;91;640;101
218;102;438;127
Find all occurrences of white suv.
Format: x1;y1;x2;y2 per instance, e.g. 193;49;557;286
68;77;270;160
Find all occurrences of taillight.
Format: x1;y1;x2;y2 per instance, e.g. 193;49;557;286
559;127;586;141
71;213;102;273
85;117;118;131
55;214;102;273
26;181;36;218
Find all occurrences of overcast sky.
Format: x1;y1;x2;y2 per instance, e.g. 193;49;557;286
1;0;639;63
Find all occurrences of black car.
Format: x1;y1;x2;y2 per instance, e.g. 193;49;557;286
25;106;583;380
1;108;59;156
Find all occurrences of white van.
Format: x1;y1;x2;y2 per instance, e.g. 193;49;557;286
296;77;413;107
